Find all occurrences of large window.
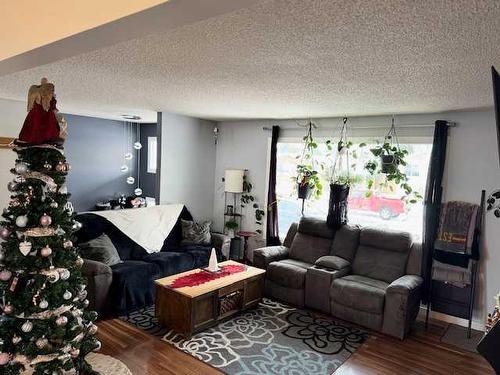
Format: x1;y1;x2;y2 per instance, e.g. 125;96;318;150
276;140;432;241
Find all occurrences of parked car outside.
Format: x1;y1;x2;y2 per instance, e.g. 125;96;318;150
348;190;407;220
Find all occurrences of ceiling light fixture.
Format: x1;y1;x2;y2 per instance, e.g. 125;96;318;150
121;114;142;121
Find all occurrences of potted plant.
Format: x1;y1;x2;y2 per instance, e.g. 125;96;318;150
224;219;239;238
363;118;422;204
294;121;324;200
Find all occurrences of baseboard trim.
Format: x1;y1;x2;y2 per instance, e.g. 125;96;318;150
417;306;485;332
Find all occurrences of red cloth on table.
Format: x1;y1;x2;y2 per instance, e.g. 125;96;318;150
170;264;246;288
18;99;61;145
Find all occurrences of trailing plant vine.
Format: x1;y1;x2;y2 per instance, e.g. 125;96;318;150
241;174;265;234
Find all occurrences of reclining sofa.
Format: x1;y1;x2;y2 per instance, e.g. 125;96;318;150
253;217;423;339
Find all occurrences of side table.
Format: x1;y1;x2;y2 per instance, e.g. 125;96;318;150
236;231;257;264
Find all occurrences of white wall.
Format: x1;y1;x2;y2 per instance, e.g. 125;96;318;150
213;109;499;327
0;98;26;210
160;112;216;221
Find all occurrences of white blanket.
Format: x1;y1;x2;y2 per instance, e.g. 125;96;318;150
90;204;185;253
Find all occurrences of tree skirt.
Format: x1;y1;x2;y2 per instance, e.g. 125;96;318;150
121;299;368;375
170;264;246;288
21;353;131;375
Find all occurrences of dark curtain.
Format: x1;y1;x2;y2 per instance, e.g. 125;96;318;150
422;120;448;302
266;125;281;246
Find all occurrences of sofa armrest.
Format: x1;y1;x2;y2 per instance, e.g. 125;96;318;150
211;232;231;259
315;256;351;271
253;246;289;270
81;259;112;317
382;275;423;339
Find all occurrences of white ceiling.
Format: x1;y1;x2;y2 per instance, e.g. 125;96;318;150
0;0;499;122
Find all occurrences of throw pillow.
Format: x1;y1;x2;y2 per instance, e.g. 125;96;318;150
79;233;122;266
181;219;211;245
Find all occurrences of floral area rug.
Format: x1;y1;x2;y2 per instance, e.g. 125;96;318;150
120;299;368;375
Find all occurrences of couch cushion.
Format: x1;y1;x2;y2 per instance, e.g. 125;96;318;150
331;275;389;314
297;217;335;239
315;256;350;270
330;224;360;262
352;245;410;283
143;252;195;276
359;227;412;252
289;233;332;264
181;219;211;245
267;259;312;289
79;233;122;266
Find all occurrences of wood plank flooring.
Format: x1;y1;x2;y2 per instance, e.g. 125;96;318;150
97;318;494;375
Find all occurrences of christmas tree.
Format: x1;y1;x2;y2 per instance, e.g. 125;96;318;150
0;79;100;374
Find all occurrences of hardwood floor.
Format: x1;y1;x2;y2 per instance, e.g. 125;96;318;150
97;318;494;375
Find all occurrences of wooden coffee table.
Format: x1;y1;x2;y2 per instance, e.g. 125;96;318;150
155;260;265;338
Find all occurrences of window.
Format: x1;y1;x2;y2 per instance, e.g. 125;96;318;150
147;137;157;173
276;140;432;242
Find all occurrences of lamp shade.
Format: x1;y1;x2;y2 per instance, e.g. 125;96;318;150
224;169;244;193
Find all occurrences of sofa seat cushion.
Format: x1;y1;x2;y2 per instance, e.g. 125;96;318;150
331;275;389;314
143;252;195;276
267;259;313;289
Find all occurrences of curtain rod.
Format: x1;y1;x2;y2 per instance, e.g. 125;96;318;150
263;121;456;131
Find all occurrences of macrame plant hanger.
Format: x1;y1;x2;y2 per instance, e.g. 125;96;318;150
297;120;316;215
326;117;351;228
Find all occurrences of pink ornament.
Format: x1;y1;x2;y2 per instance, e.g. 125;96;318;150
39;214;52;228
63;240;73;249
3;304;13;314
89;324;98;335
0;352;11;365
0;270;12;281
40;246;52;257
55;316;68;326
0;227;11;240
55;162;65;172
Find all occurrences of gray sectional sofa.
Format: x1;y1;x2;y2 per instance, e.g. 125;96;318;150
253;217;423;339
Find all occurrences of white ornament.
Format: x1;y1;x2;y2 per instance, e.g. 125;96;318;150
14;162;28;174
120;165;129;173
63;290;72;300
83;299;89;308
15;215;28;228
72;221;82;231
124;152;133;160
39;300;49;309
59;184;68;194
19;241;32;256
65;202;74;215
76;257;84;267
21;321;33;333
133;142;142;150
126;176;135;185
134;188;143;196
59;269;70;280
3;304;13;314
50;202;58;209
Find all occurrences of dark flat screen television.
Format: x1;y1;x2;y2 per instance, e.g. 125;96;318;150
493;66;500;166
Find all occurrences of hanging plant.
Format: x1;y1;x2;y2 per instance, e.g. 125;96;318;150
240;174;265;234
294;121;323;199
363;118;422;204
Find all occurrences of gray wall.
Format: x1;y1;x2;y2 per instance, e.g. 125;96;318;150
160;112;216;221
64;114;138;211
139;123;157;199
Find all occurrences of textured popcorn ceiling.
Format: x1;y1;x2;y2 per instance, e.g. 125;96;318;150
0;0;499;121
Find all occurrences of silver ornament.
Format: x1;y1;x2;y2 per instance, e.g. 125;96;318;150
72;221;82;231
93;340;101;352
15;215;28;228
39;300;49;309
21;321;33;333
63;290;72;300
7;181;18;192
14;162;28;174
83;299;89;308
